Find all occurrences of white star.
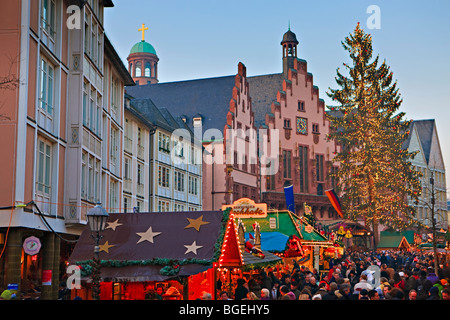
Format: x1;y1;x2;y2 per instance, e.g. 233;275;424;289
184;241;203;255
136;226;162;244
106;219;123;231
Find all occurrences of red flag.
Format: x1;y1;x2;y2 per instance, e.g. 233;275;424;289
325;189;344;218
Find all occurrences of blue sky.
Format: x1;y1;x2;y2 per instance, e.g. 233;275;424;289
104;0;450;193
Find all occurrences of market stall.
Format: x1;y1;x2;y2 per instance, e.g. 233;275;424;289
376;230;415;252
222;199;339;276
68;210;228;300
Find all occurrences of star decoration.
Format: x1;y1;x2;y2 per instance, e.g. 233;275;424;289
136;226;162;244
184;215;210;232
99;241;115;253
184;241;203;255
106;219;123;231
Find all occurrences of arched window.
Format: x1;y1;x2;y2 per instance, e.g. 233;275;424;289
145;62;151;77
135;61;142;77
129;62;133;77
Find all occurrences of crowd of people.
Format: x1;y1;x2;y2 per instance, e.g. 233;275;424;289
206;250;450;301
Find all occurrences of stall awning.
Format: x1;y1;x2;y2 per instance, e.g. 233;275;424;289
69;210;227;282
245;232;289;252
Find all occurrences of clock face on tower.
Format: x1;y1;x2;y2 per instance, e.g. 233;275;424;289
296;117;308;135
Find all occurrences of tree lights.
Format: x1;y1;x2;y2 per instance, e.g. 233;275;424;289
326;23;422;243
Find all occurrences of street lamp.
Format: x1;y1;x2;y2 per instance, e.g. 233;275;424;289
86;203;109;300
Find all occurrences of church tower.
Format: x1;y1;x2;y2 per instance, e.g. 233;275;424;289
127;24;159;85
281;27;299;78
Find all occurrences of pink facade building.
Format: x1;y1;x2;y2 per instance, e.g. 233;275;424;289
249;29;340;218
0;0;133;299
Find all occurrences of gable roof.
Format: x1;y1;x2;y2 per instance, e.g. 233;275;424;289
125;75;236;133
247;73;284;128
129;98;194;137
412;119;435;164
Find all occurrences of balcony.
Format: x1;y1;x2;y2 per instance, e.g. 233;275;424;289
123;178;132;193
137;144;145;161
137;182;145;197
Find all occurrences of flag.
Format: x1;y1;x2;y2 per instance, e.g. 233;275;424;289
325;189;344;218
284;184;295;214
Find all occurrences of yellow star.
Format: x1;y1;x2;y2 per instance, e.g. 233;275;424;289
184;215;210;232
106;219;123;231
136;226;162;244
99;241;115;253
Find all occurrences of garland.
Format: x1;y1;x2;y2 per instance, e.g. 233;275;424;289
77;209;230;278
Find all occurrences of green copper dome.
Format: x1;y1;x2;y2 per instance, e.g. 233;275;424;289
130;40;157;55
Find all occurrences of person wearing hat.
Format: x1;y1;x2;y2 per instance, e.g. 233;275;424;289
427;286;441;300
393;272;405;290
432;278;449;299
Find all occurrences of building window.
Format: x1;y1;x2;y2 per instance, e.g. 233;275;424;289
331;166;338;190
283;150;292;179
36;139;52;197
41;0;56;40
39;57;55;130
188;176;198;195
158;200;170;212
312;123;319;134
175;171;185;192
81;152;100;203
111;77;120;120
109;179;118;212
233;184;240;200
158;165;170;188
266;175;275;191
158;132;170;153
299;146;309;193
137;163;143;185
316;154;324;182
135;61;142;77
298;101;305;112
145;62;151;77
283;119;291;129
123;196;129;213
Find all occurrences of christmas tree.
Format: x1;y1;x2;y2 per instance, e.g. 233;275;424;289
326;23;422;245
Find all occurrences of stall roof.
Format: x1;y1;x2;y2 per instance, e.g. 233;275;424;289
68;211;226;282
237;210;333;246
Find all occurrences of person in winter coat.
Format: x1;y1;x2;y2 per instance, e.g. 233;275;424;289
234;278;249;300
426;268;440;285
427;286;441;300
393;272;405;290
353;274;373;292
404;270;417;295
322;282;338;300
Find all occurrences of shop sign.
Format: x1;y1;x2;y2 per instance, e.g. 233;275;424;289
222;198;267;218
23;236;41;256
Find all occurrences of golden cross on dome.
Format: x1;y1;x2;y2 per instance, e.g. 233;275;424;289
138;23;149;41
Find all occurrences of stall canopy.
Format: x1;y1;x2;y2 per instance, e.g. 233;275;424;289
238;210;333;248
377;230;415;251
68;210;227;282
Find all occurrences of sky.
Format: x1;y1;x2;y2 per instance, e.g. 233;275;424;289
104;0;450;196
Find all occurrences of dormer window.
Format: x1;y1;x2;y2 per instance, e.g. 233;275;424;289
193;117;202;128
